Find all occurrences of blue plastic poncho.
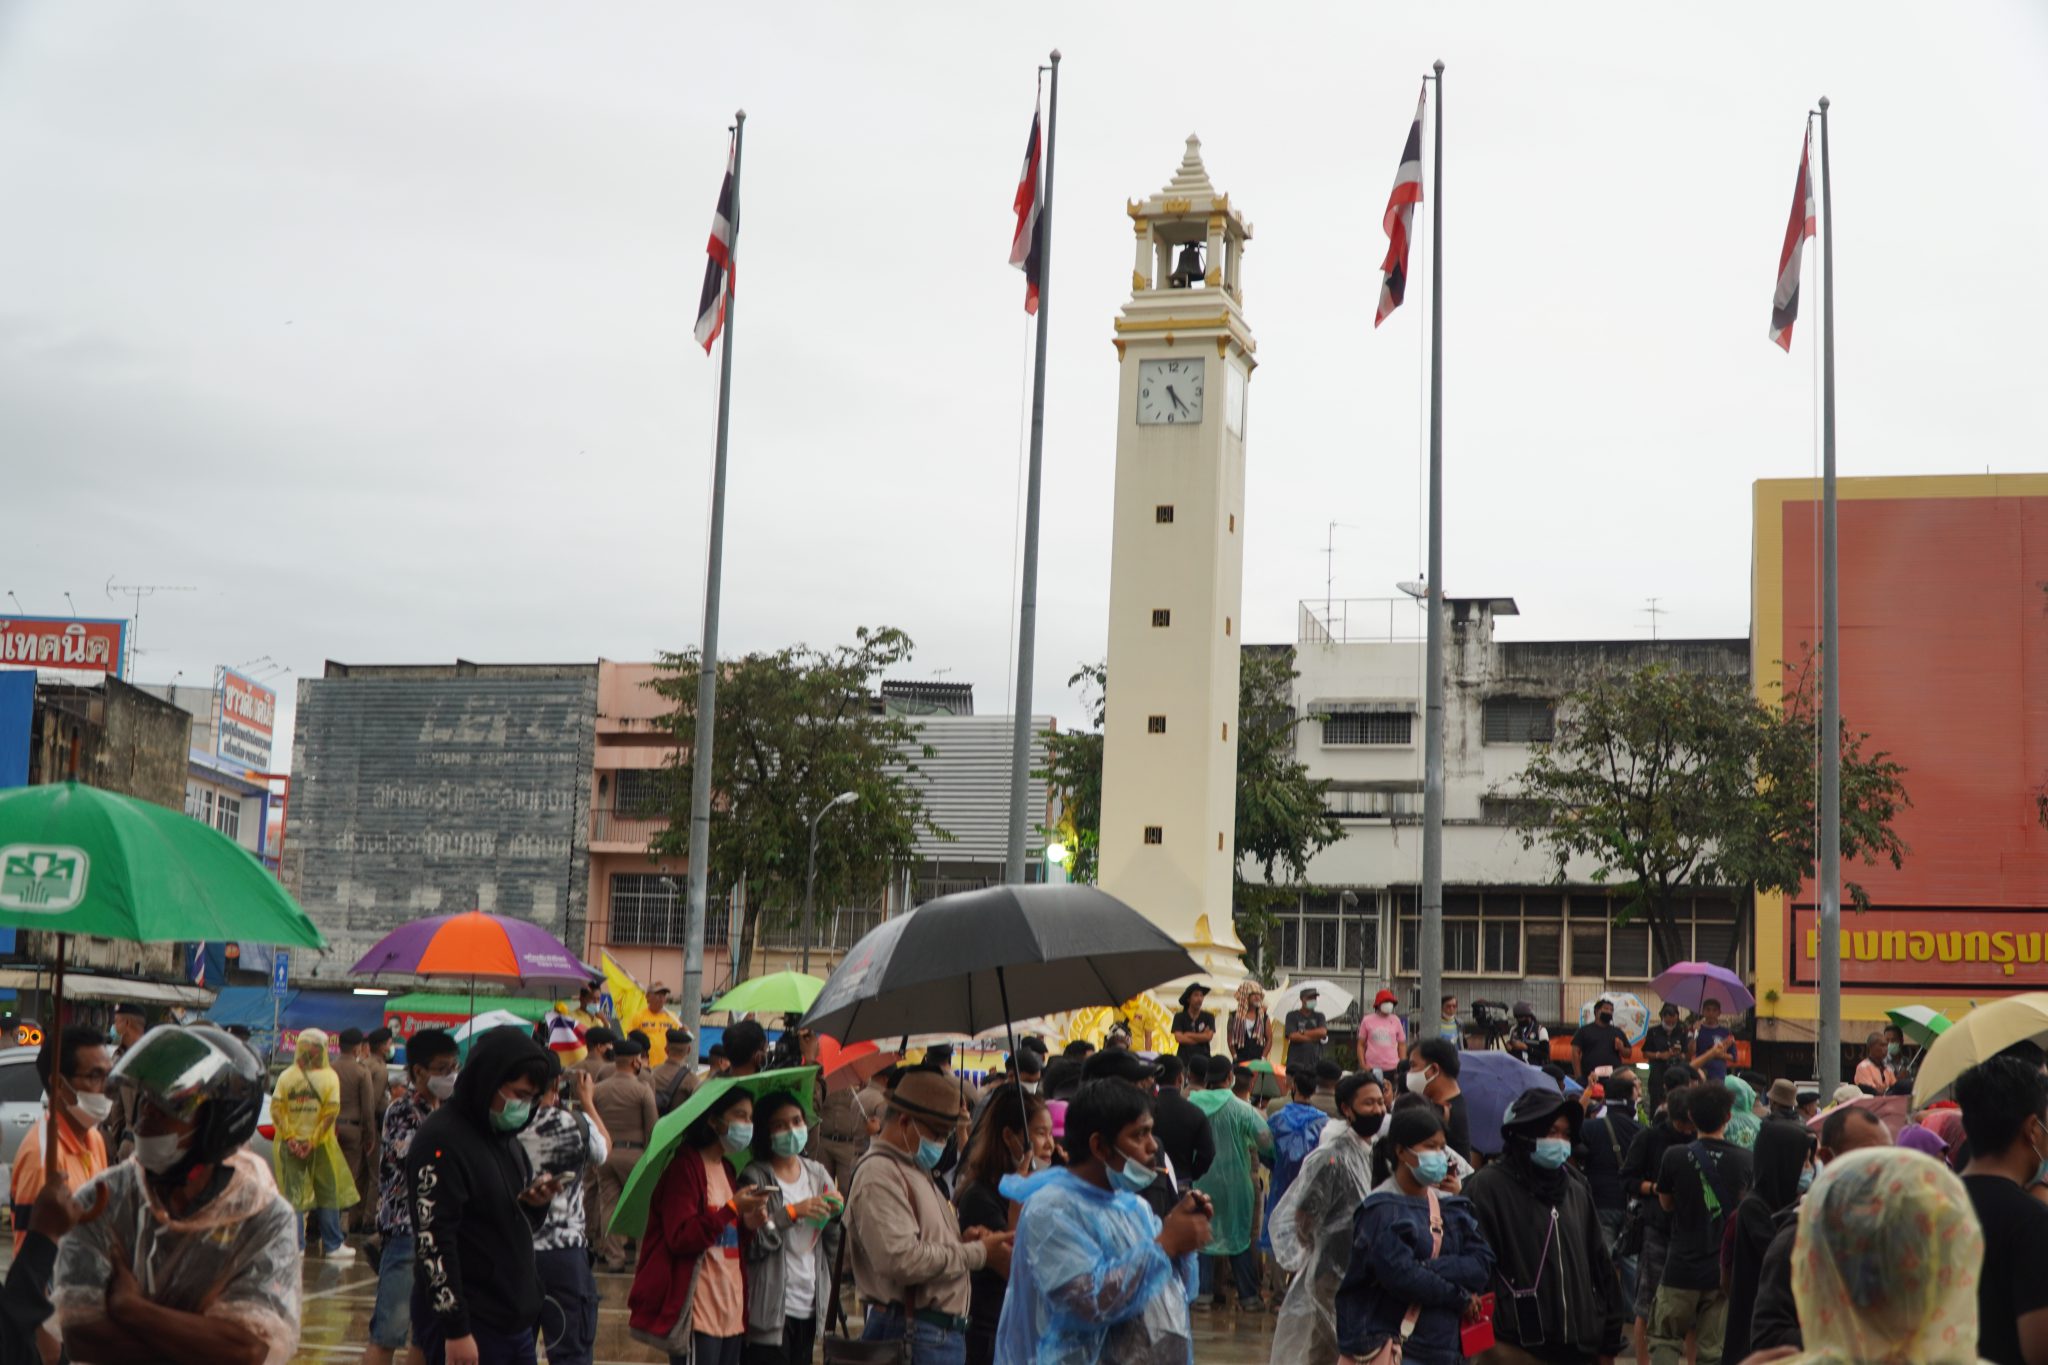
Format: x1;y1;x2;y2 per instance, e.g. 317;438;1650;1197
991;1167;1195;1365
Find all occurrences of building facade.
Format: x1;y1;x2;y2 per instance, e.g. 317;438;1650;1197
1265;597;1750;1032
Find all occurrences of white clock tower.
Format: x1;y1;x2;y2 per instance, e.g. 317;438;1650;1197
1097;135;1255;979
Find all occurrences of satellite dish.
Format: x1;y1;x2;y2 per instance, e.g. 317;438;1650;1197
1395;580;1428;600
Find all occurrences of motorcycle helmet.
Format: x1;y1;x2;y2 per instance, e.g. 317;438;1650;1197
109;1024;266;1169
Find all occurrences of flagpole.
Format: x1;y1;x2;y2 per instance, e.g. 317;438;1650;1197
1418;59;1447;1027
1005;50;1059;886
681;109;745;1072
1815;96;1843;1093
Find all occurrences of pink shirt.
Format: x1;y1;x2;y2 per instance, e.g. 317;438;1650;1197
692;1155;746;1339
1360;1012;1408;1072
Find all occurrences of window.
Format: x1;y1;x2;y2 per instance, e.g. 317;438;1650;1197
611;873;682;945
1225;617;1232;636
1324;788;1418;818
1148;715;1167;734
184;784;206;820
1152;609;1171;627
1143;826;1163;845
1570;925;1608;977
214;795;241;842
1609;923;1652;978
1483;697;1556;744
1156;505;1174;523
1272;890;1378;975
1228;514;1235;533
1526;924;1562;976
1483;920;1521;974
1321;712;1413;746
1444;921;1480;974
612;769;666;814
0;1063;40;1105
1221;723;1228;741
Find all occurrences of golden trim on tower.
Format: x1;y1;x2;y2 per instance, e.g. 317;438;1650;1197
1132;270;1149;293
1161;196;1192;215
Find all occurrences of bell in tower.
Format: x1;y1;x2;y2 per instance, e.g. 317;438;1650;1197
1168;241;1204;290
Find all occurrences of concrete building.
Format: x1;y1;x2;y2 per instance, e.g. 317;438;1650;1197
1266;597;1750;1032
142;673;283;875
1098;136;1257;979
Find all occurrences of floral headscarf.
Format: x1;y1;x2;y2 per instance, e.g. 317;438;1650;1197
1234;980;1266;1016
1789;1146;1985;1365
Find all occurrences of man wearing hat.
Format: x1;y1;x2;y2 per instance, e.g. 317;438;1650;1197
590;1035;658;1271
646;1027;696;1115
844;1069;1012;1358
1171;984;1217;1069
571;1027;617;1086
1282;988;1328;1077
1506;1001;1550;1063
1764;1078;1800;1121
628;983;682;1069
99;1003;150;1163
1643;1002;1692;1110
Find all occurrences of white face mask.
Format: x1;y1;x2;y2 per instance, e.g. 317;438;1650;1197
1021;1080;1040;1094
1378;1002;1396;1016
71;1091;113;1125
1406;1067;1433;1096
135;1132;191;1174
426;1072;457;1101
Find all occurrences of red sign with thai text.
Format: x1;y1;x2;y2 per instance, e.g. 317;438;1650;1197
1789;905;2048;990
0;617;126;677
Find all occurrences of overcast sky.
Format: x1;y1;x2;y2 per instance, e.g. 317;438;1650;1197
3;3;2044;755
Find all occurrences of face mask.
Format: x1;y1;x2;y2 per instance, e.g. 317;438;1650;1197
771;1125;807;1157
1409;1149;1450;1185
135;1132;191;1174
1887;1044;1902;1061
1532;1137;1572;1170
1109;1148;1157;1193
1028;1153;1052;1173
721;1121;754;1153
913;1136;947;1171
491;1098;533;1132
71;1091;113;1124
1406;1067;1433;1096
1378;1002;1395;1016
1021;1081;1040;1095
1797;1164;1817;1194
1350;1112;1384;1140
427;1073;457;1101
1598;1014;1614;1026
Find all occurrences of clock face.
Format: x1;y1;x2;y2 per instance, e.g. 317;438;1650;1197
1137;357;1205;425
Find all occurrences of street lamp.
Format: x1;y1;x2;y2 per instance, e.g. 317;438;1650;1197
802;791;859;975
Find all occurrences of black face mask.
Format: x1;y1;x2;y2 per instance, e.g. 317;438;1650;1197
1598;1014;1614;1025
1350;1111;1385;1139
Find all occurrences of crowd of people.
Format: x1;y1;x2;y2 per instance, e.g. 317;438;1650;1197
0;981;2041;1365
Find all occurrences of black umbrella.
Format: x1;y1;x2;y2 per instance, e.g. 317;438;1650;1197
800;883;1204;1046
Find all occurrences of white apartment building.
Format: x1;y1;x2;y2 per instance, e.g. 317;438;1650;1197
1252;596;1750;1033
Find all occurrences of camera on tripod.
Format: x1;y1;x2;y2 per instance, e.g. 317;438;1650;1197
1471;999;1513;1044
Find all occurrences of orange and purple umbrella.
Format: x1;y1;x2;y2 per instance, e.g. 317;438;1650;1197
350;910;598;986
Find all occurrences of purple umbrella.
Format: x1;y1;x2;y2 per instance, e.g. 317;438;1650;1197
1456;1050;1563;1156
1651;960;1756;1014
350;910;599;1019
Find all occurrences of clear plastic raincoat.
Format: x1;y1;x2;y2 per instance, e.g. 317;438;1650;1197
1191;1094;1270;1256
991;1167;1195;1365
1780;1145;1991;1365
1268;1124;1376;1365
53;1149;303;1365
271;1031;359;1213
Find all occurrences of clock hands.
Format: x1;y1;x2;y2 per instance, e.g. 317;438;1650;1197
1166;386;1188;414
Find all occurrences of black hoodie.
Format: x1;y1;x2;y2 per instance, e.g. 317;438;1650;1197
405;1027;549;1340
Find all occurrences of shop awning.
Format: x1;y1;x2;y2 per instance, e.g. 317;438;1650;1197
0;970;214;1008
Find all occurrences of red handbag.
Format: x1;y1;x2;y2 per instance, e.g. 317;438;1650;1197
1460;1292;1498;1356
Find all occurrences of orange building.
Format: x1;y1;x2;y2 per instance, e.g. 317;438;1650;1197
1752;474;2048;1041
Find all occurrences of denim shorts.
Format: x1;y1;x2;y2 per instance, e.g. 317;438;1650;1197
369;1233;415;1350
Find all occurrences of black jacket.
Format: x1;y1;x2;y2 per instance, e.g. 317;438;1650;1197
1580;1107;1643;1212
1621;1118;1688;1231
1464;1159;1626;1363
406;1028;549;1339
1151;1087;1217;1185
0;1232;55;1365
1749;1208;1802;1353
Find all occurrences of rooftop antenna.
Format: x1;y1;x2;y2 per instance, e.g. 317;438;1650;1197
1641;596;1667;642
105;576;196;681
3;592;20;615
1325;522;1359;628
63;592;78;617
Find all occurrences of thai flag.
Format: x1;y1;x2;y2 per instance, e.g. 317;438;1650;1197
1010;107;1044;315
1770;131;1817;351
1376;85;1426;328
694;131;738;352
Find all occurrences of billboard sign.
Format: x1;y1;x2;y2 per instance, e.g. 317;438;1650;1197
1789;905;2048;991
217;668;276;770
0;617;125;677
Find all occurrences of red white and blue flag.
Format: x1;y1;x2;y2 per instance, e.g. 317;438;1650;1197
694;130;738;352
1010;106;1044;315
1376;85;1426;328
1770;130;1817;351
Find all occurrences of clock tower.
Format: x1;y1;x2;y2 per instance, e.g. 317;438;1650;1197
1097;135;1255;979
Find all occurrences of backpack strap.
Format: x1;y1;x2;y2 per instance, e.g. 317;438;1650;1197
1395;1185;1447;1344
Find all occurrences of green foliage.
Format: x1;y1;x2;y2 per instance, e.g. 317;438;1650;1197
649;626;945;977
1037;648;1341;984
1510;656;1910;965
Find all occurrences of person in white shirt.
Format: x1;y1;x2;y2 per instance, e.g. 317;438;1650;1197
740;1089;840;1365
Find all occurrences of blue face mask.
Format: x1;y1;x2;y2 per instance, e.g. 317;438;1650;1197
1532;1137;1572;1171
1797;1163;1817;1194
722;1122;754;1153
914;1136;947;1171
1410;1149;1450;1185
1110;1149;1157;1193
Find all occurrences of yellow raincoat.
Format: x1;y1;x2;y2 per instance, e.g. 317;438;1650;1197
271;1030;359;1214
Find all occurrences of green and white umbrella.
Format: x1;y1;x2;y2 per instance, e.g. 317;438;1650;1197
609;1065;819;1238
1886;1005;1954;1048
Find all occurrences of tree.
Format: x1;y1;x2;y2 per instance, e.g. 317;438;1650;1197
649;626;945;981
1509;657;1910;967
1037;647;1342;982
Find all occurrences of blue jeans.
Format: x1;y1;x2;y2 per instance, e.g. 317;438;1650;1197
368;1233;415;1350
861;1306;967;1365
535;1247;599;1365
303;1207;345;1253
413;1313;538;1365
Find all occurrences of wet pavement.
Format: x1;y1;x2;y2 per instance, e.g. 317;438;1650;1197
288;1255;1279;1364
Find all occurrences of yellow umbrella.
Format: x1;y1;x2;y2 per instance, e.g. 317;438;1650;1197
1912;992;2048;1105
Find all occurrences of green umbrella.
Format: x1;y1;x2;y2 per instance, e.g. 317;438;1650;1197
0;782;325;948
609;1064;820;1238
710;970;826;1017
1886;1005;1953;1048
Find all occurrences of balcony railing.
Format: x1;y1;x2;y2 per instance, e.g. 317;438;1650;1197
592;804;670;847
1300;598;1426;646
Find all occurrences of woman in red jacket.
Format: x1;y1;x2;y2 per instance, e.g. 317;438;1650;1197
629;1088;774;1365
